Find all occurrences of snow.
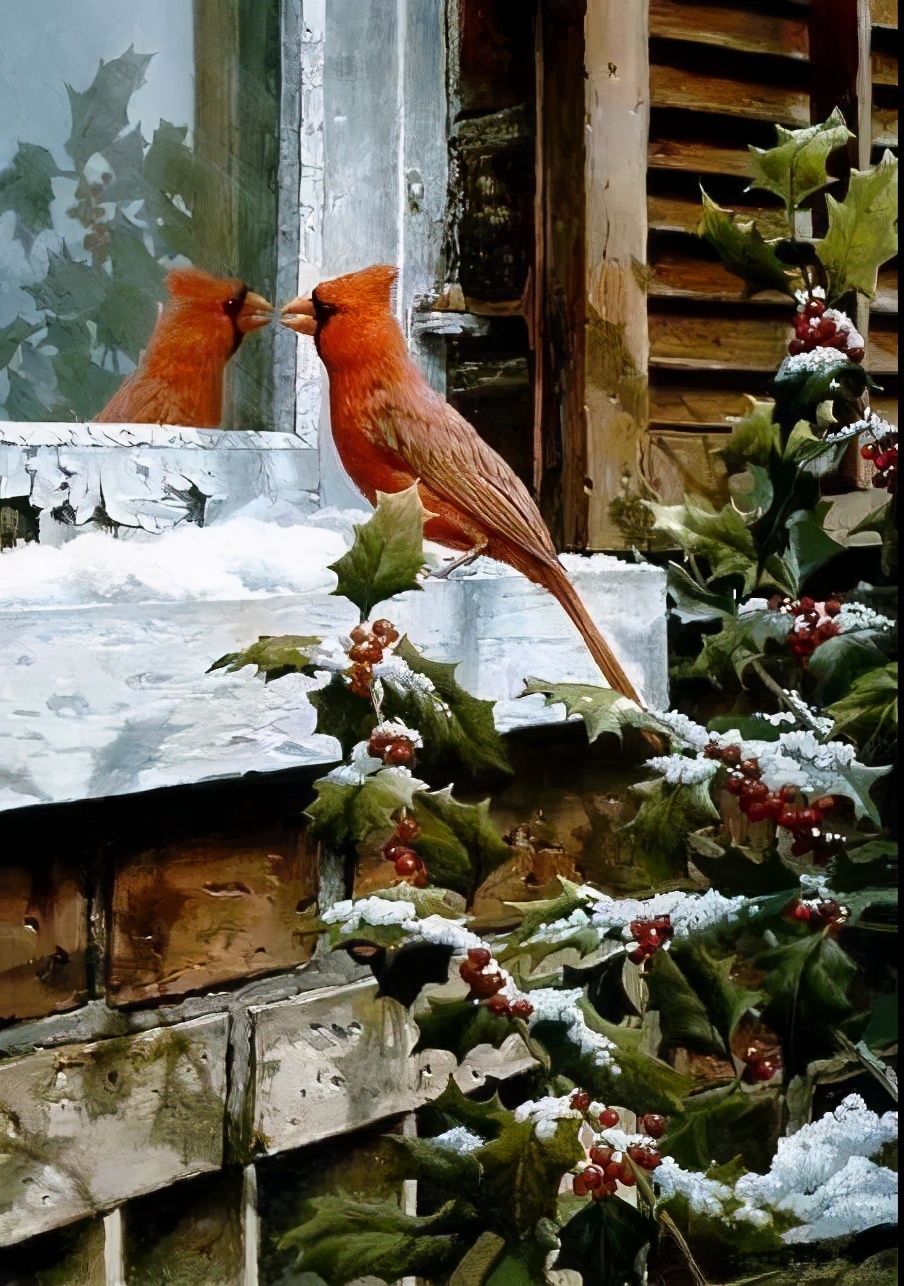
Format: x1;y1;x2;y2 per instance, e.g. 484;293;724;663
321;896;484;951
514;1094;587;1141
431;1127;484;1154
521;988;619;1069
645;753;721;785
654;1157;732;1216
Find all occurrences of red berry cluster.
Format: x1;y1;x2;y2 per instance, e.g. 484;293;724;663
743;1045;783;1083
788;898;847;930
776;596;842;660
458;948;534;1019
720;752;835;856
861;436;898;494
368;727;417;767
571;1110;666;1200
788;299;864;363
628;917;673;965
382;813;427;886
346;618;400;698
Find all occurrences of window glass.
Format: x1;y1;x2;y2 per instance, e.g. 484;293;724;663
0;0;281;429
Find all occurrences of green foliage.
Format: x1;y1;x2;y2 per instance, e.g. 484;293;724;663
0;143;60;243
698;191;798;296
306;767;421;853
208;635;321;682
64;47;153;170
816;150;899;302
329;485;428;620
748;109;853;222
661;1085;783;1174
646;943;758;1059
648;497;758;588
718;399;782;471
826;663;898;751
625;777;720;881
520;678;667;744
556;1194;655;1286
413;789;511;896
476;1115;584;1238
758;933;864;1063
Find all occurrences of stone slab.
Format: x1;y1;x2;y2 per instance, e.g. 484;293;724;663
0;1015;228;1246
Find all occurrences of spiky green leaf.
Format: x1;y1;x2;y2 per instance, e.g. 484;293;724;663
698;191;797;296
208;635;321;682
329;484;429;619
748;109;853;214
816;150;899;301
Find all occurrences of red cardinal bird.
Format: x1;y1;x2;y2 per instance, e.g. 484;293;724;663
281;265;641;704
95;267;273;426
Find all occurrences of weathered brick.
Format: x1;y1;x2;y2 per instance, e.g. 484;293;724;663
124;1170;243;1286
0;1015;228;1245
0;859;88;1022
107;831;318;1005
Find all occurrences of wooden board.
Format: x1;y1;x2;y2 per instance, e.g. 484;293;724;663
649;385;765;428
648;137;752;177
0;859;88;1022
871;0;898;27
650;252;791;303
108;832;318;1005
872;104;899;146
874;264;898;314
649;194;789;239
872;48;898;85
650;0;809;59
650;64;810;125
649;312;793;370
869;323;899;373
0;1016;228;1244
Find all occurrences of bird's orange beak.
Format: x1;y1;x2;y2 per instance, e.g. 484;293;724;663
236;291;274;334
280;296;318;337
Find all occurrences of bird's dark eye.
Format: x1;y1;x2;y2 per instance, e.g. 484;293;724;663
312;290;337;321
223;287;248;319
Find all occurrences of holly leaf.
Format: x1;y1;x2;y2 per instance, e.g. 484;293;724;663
0;318;39;372
667;564;735;624
414;789;512;895
816;150;899;302
0;143;60;242
418;1077;510;1142
625;778;720;882
476;1113;584;1237
413;994;519;1060
554;1195;655;1286
139;122;197;259
758;933;863;1061
661;1085;783;1174
521;678;651;743
100;126;147;203
93;281;160;362
687;831;797;897
728;465;774;524
648;497;757;588
718;398;782;471
208;635;321;682
306;767;423;850
278;1194;470;1286
24;246;110;320
748;109;853;213
825;662;898;751
65;47;154;172
329;483;430;619
785;509;846;591
388;637;511;775
772;355;870;437
646;943;758;1058
807;632;892;706
52;354;120;422
106;219;166;295
698;190;797;296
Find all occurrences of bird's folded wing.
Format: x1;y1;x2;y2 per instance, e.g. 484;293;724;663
374;384;559;562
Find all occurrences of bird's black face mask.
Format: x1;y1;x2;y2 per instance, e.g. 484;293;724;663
223;284;250;355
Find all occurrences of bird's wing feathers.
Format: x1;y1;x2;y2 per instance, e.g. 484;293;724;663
372;382;558;561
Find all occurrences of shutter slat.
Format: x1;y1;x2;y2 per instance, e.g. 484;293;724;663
648;137;751;176
650;64;810;124
870;0;898;27
872;49;897;84
650;385;757;428
649;194;787;237
874;265;898;313
872;104;898;146
649;313;792;370
649;0;809;58
650;252;789;302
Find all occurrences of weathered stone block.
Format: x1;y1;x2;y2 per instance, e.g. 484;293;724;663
107;832;318;1005
0;1215;106;1284
0;1015;228;1246
0;859;88;1022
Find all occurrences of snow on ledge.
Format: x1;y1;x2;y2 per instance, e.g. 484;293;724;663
0;493;667;815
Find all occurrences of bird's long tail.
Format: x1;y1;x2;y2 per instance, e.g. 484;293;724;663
534;559;644;707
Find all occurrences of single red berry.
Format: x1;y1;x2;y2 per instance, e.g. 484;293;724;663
510;998;534;1020
745;780;769;802
571;1090;591;1112
349;640;383;664
789;338;807;355
372;619;400;644
572;1173;589;1197
486;994;511;1016
818;319;837;341
861;441;880;461
824;599;842;617
740;758;760;778
605;1160;623;1179
469;971;506;999
642;1114;666;1139
589;1145;613;1167
619;1166;637;1187
703;741;723;760
791;903;812;922
598;1178;619;1198
459;960;481;984
386;740;415;766
382;840;408;863
746;801;771;824
725;774;744;796
797;807;821;828
803;299;826;319
599;1108;620;1129
349;624;369;644
778;806;801;830
467;947;492;970
395;815;421;843
721;745;742;767
582;1165;604;1191
749;1059;778;1082
628;947;647;965
408;869;428;888
394;851;422;877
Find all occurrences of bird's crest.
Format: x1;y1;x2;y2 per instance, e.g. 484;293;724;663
315;264;399;315
165;266;245;305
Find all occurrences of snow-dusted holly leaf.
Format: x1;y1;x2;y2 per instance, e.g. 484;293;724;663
306;766;423;850
758;933;862;1058
418;1078;509;1142
278;1193;470;1286
414;789;511;896
772;355;869;436
748;109;853;214
0;318;39;372
521;678;666;744
826;662;897;751
65;47;153;171
0;143;60;242
625;778;720;881
389;637;511;775
477;1112;584;1237
807;632;891;706
329;484;430;620
413;994;519;1061
698;190;797;296
24;246;109;320
816;150;899;302
646;944;759;1058
208;635;321;682
500;879;589;949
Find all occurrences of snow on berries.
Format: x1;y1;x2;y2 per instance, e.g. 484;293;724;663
720;745;839;856
572;1108;668;1200
628;915;674;965
345;618;400;698
458;948;535;1019
787;299;865;364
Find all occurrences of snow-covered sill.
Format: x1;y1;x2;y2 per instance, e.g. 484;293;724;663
0;423;313;449
0;516;668;814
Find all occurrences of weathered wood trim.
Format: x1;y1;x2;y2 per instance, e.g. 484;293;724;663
584;0;651;549
649;0;809;60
